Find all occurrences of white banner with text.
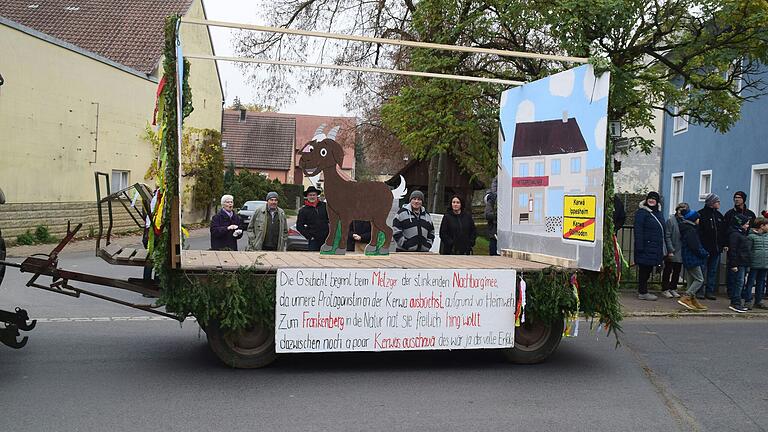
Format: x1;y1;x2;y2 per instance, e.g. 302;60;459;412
276;268;516;353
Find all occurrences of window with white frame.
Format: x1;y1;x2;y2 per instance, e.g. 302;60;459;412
111;170;129;192
673;106;689;134
750;164;768;214
699;170;712;201
570;157;581;174
551;159;561;175
518;163;529;177
535;161;545;176
670;173;684;214
727;58;743;95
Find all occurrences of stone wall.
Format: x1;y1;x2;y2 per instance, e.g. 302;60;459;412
0;201;142;245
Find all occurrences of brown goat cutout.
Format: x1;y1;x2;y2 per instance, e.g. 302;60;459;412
299;130;406;255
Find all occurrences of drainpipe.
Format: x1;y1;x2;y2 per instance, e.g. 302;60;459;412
89;102;100;164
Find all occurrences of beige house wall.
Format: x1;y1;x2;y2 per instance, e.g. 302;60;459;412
0;0;223;235
614;111;663;194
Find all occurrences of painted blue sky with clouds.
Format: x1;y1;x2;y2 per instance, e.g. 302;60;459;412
499;64;610;172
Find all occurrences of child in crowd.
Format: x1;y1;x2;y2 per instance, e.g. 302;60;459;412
726;214;752;313
678;210;709;311
746;217;768;309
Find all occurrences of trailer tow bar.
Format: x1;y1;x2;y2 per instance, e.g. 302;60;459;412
0;222;183;349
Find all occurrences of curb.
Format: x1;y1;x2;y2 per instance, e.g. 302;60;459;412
623;311;768;318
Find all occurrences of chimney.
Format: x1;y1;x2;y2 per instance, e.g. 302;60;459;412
562;111;568;123
239;108;246;122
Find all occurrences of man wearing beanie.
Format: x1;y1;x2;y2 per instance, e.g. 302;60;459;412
247;191;288;251
724;190;756;228
633;191;666;300
393;190;435;252
698;193;726;300
677;210;709;311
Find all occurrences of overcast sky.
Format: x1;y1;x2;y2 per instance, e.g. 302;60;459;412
201;0;350;116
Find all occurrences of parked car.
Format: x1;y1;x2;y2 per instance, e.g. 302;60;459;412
287;224;308;251
237;200;266;229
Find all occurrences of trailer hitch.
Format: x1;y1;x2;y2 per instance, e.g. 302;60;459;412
0;308;36;349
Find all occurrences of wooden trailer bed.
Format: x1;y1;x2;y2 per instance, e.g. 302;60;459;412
181;251;550;272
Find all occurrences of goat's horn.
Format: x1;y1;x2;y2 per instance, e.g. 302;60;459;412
312;123;327;139
327;126;341;140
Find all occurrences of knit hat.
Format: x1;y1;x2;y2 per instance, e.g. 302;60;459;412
734;191;747;201
734;213;750;227
410;190;425;201
265;191;279;201
675;202;690;213
646;191;660;202
704;193;720;207
683;209;699;221
763;210;768;218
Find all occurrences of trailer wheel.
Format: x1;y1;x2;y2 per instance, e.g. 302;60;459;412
205;320;276;368
503;318;564;364
0;234;6;288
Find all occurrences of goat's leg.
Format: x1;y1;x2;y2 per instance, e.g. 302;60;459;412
366;217;393;255
320;208;346;255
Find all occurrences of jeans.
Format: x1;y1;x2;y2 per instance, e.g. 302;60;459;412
746;268;768;305
685;266;704;297
661;261;682;291
307;238;323;251
637;265;654;294
727;266;747;306
699;252;720;296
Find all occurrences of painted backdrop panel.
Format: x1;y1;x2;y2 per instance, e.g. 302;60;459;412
497;64;610;271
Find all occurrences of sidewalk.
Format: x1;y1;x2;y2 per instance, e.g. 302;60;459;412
621;290;768;318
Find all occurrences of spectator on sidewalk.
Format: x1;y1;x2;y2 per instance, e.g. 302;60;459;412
746;217;768;309
393;190;435;252
297;186;329;251
677;210;709;311
661;202;689;298
698;193;726;300
723;190;756;228
726;213;752;313
247;191;288;251
634;191;666;301
439;195;477;255
484;178;498;256
210;194;244;251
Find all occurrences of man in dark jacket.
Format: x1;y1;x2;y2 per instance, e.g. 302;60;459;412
726;213;752;312
484;178;498;255
614;195;626;233
346;220;372;252
634;191;666;301
210;194;244;251
723;190;756;228
297;186;329;251
698;193;726;300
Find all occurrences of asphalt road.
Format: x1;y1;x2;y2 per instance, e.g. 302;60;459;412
1;251;767;431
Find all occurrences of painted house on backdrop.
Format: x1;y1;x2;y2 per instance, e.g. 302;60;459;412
498;64;610;271
510;117;588;228
222;110;356;188
0;0;223;236
660;76;768;217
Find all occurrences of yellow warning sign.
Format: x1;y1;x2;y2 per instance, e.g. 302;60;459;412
564;195;596;219
563;195;597;242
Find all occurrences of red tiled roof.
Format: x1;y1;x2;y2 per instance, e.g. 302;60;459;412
512;118;588;157
222;110;295;171
0;0;193;74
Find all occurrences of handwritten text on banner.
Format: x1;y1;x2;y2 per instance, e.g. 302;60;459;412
276;268;516;353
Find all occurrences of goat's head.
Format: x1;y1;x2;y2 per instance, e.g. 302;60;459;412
298;125;344;177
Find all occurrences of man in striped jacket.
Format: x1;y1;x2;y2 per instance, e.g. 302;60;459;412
393;190;435;252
